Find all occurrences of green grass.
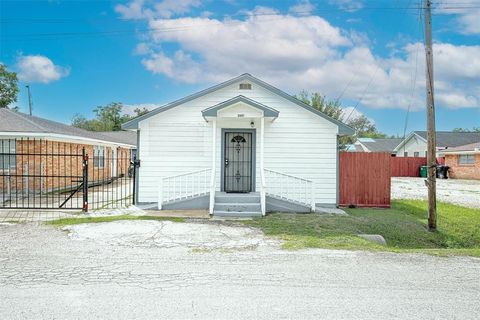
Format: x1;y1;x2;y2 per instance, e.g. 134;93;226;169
241;200;480;256
47;214;185;227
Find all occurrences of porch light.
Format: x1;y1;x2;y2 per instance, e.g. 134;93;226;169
250;121;255;128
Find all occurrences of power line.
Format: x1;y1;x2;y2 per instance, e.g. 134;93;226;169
4;2;476;41
343;66;380;124
402;2;424;153
336;0;417;105
343;0;425;124
3;3;477;24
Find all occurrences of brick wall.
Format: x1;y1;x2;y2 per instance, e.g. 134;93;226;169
445;153;480;180
0;139;133;194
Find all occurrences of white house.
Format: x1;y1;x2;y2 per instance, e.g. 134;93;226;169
122;74;354;216
394;131;480;157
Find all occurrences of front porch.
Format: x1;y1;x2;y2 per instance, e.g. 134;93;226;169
156;96;316;217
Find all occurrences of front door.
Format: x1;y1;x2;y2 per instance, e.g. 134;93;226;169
224;131;253;193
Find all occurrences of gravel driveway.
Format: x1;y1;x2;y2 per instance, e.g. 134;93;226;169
392;177;480;208
1;221;479;319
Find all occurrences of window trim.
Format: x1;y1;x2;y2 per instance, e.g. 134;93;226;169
93;145;105;168
0;139;16;171
457;154;475;165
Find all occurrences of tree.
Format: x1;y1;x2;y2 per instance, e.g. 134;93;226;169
453;127;480;132
133;107;149;117
298;91;388;147
297;91;344;120
72;102;149;131
93;102;131;131
71;114;101;131
342;114;389;145
0;64;19;109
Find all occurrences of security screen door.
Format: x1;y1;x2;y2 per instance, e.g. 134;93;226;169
224;131;253;193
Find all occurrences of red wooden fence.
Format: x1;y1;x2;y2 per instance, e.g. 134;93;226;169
339;152;391;208
390;157;427;177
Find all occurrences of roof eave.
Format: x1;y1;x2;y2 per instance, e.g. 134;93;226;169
201;95;279;118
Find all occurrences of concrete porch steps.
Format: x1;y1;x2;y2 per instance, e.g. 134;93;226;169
213;192;262;217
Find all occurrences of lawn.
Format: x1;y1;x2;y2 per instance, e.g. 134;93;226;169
47;215;185;227
241;200;480;256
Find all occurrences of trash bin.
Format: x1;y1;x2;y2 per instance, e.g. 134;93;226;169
436;165;449;179
419;166;428;178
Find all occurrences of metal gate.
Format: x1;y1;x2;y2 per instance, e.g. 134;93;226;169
0;138;138;211
223;131;253;193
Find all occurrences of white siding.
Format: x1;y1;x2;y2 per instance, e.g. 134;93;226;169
397;136;427;157
137;81;339;205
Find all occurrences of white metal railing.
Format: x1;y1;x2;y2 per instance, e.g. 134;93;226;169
209;169;216;214
260;168;266;215
158;168;211;209
264;168;315;211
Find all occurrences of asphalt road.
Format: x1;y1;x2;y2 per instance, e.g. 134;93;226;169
1;221;479;320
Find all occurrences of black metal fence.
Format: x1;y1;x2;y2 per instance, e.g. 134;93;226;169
0;138;137;211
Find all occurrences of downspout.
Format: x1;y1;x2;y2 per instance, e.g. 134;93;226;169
135;129;140;204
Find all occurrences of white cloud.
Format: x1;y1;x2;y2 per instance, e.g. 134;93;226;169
115;0;202;20
143;12;350;85
289;0;315;16
115;0;149;19
154;0;202;18
329;0;363;12
134;42;152;55
435;0;480;35
125;6;480;111
16;55;69;84
342;107;371;122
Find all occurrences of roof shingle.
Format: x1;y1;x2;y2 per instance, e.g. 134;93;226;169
414;131;480;148
0;109;136;146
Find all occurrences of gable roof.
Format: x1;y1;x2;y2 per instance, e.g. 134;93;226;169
122;73;354;135
414;131;480;148
201;95;279;118
395;131;480;151
357;138;403;152
0;108;136;147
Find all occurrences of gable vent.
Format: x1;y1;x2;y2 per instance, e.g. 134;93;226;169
239;83;252;90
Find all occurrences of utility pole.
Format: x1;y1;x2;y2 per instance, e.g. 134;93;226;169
25;85;33;115
424;0;437;231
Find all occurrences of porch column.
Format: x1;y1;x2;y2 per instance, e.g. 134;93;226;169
209;119;217;214
260;117;266;215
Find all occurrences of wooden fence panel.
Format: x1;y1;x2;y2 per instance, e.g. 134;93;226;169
390;157;427;177
339;152;391;208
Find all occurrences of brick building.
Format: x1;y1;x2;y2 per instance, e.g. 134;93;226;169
443;142;480;180
0;109;137;195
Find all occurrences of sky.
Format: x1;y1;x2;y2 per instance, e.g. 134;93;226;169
1;0;479;136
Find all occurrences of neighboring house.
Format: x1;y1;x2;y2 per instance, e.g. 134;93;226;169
394;131;480;157
0;109;136;194
122;73;354;216
443;142;480;180
352;138;403;155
